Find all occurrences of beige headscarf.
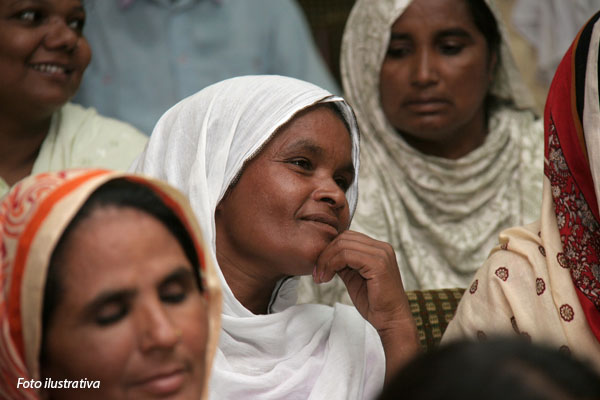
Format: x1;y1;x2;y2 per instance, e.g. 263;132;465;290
326;0;543;296
0;169;222;400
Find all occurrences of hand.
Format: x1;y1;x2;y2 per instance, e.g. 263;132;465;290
313;230;420;381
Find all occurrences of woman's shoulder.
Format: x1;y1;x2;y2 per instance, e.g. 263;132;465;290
52;103;148;170
58;103;148;141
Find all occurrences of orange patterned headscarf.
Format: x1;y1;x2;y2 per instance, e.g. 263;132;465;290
0;169;222;399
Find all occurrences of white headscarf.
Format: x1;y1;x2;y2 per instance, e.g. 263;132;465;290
339;0;544;290
131;75;385;399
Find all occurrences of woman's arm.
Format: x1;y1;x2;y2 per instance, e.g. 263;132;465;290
313;230;420;382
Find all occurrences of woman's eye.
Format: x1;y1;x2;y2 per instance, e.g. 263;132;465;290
335;177;350;191
68;17;85;32
386;45;411;59
95;303;128;326
16;10;41;23
160;282;187;304
439;43;464;55
288;158;312;170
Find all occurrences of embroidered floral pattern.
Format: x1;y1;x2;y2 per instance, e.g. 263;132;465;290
469;279;478;294
511;316;519;333
500;240;509;251
536;278;546;295
559;304;574;322
557;252;568;269
495;267;509;281
477;330;487;341
538;245;546;257
547;122;600;310
559;345;571;356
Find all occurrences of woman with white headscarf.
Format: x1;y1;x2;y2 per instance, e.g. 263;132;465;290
299;0;545;304
131;75;419;399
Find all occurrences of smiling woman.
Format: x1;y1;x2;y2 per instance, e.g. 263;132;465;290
0;0;146;198
0;170;222;400
132;75;420;399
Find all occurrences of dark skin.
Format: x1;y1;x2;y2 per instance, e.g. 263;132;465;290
215;106;419;383
0;0;91;186
379;0;496;160
0;117;48;186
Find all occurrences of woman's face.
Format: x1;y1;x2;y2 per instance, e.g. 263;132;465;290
0;0;91;115
215;105;354;278
379;0;496;158
42;206;209;399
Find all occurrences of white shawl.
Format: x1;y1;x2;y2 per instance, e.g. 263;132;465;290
333;0;543;293
131;75;385;399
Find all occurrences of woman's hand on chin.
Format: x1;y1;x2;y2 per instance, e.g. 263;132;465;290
313;230;420;381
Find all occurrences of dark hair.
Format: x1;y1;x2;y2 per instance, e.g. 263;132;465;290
465;0;502;114
378;338;600;400
41;179;202;350
465;0;501;62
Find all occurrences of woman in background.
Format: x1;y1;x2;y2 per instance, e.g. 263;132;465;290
0;169;221;399
442;10;600;374
300;0;544;303
133;75;419;399
0;0;146;198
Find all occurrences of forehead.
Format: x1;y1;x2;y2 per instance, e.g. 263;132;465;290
262;105;353;159
57;207;182;291
1;0;84;11
391;0;477;34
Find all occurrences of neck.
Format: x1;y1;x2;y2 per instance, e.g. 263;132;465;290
216;249;281;315
0;113;52;186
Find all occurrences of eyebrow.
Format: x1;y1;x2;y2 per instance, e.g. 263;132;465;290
390;28;472;41
83;288;136;318
9;0;85;12
82;266;197;316
284;138;356;178
10;0;48;6
284;138;325;158
160;266;201;292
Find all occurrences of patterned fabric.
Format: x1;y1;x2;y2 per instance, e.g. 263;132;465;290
0;103;147;199
407;288;465;352
296;0;544;304
442;11;600;374
0;169;222;400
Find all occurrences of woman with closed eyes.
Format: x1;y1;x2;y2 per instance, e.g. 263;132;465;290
0;169;222;399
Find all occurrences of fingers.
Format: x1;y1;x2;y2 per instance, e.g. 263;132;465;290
314;230;399;285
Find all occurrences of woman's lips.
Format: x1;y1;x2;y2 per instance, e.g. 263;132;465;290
404;98;449;113
301;214;340;237
29;62;72;82
131;368;187;396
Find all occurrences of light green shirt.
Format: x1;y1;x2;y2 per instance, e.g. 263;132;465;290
1;103;147;198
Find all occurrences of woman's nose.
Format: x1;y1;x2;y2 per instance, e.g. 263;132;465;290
411;48;438;87
312;176;347;208
137;303;180;353
43;17;79;52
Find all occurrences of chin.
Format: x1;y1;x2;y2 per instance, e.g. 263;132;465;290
289;244;329;276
